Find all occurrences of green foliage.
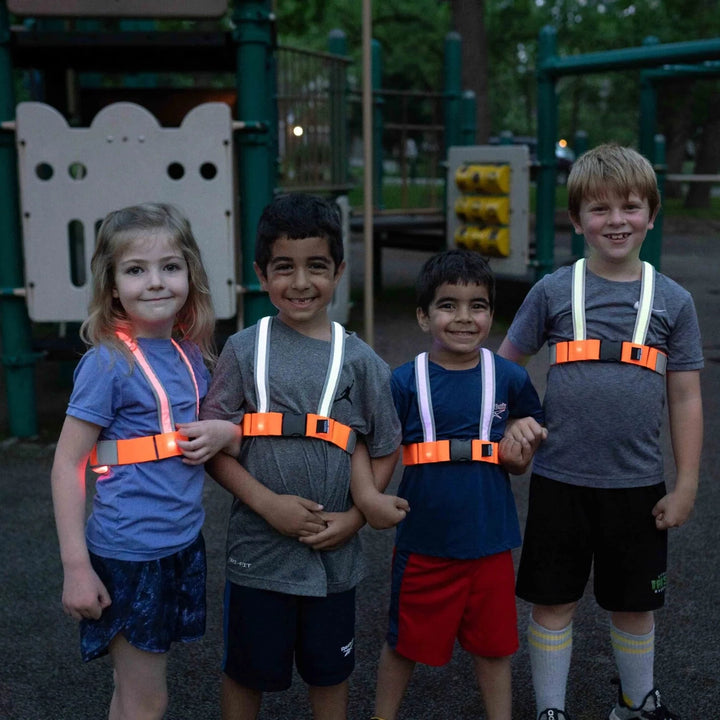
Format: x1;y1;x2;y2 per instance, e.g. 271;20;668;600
275;0;452;90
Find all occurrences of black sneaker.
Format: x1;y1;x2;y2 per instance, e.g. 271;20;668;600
538;710;571;720
608;679;680;719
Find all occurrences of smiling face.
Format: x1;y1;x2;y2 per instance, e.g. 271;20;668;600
571;191;656;278
254;235;345;339
417;281;493;369
112;231;189;339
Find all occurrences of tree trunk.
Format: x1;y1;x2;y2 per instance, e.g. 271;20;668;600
450;0;490;143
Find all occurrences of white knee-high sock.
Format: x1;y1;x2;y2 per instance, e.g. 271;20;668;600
527;615;573;718
610;622;654;708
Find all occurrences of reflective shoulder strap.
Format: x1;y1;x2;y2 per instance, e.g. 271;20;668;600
317;321;346;417
479;348;495;441
632;261;655;346
414;352;435;443
117;331;174;434
171;340;201;419
571;258;586;341
254;316;272;413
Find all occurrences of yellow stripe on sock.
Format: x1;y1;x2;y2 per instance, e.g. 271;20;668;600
528;624;572;651
610;628;653;655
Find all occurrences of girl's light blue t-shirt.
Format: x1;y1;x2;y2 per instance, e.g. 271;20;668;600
67;338;210;561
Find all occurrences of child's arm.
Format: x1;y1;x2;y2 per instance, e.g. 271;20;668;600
205;452;328;538
653;369;703;529
50;416;112;622
500;416;548;475
349;442;407;530
301;444;404;550
176;419;243;465
497;336;531;365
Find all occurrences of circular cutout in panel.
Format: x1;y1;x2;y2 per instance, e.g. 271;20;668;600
35;162;54;180
68;162;87;180
200;162;218;180
167;162;185;180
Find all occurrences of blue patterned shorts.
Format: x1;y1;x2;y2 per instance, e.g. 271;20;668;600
80;533;206;662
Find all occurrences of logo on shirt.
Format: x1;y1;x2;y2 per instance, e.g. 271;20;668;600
494;402;507;420
340;638;354;657
228;558;252;570
334;380;355;406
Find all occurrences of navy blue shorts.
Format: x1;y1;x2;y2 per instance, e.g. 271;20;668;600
223;583;356;691
516;475;668;612
80;533;206;662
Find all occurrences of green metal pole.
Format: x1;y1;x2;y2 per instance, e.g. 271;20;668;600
460;90;476;146
535;25;559;280
234;0;276;326
0;4;39;437
328;29;348;193
372;39;383;210
570;129;588;259
641;133;665;270
639;37;660;159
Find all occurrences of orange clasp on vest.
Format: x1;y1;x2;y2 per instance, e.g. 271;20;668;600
242;412;356;453
90;431;188;473
402;438;499;466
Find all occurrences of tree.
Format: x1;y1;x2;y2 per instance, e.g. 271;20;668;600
449;0;490;142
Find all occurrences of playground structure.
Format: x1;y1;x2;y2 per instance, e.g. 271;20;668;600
1;2;719;438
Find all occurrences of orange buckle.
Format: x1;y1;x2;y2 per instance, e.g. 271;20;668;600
551;339;601;364
242;412;356;452
551;339;666;375
90;431;186;472
402;439;499;466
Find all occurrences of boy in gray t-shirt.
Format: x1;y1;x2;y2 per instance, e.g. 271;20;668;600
201;193;405;720
499;145;703;720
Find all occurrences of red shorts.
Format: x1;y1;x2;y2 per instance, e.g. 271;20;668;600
387;550;518;666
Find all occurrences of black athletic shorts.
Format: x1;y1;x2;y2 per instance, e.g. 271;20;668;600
516;474;668;612
222;582;356;691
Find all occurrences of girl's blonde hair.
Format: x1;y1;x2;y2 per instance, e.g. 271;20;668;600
80;202;217;363
567;143;661;221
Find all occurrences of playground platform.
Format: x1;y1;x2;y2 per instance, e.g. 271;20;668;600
1;215;719;719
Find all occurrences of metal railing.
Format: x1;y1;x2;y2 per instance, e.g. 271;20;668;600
276;44;351;195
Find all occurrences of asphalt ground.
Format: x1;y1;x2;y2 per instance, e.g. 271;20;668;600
1;217;719;719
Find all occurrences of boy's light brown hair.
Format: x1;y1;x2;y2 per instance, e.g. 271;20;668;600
567;143;661;222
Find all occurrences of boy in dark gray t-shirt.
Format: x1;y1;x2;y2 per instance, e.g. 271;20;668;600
201;193;405;720
499;145;703;720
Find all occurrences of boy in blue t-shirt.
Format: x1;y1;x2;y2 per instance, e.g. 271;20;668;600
499;144;703;720
371;249;546;720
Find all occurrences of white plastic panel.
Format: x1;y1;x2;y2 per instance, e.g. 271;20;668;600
15;101;237;321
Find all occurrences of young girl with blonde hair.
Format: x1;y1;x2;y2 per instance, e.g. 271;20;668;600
51;202;240;720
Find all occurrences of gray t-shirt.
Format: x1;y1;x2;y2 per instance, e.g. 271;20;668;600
507;265;703;488
201;318;401;596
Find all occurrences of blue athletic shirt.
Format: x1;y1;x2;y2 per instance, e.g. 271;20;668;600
391;353;544;559
67;338;210;561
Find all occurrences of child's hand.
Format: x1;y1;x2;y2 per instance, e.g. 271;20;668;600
260;494;328;538
176;419;242;465
652;486;697;529
500;417;547;474
300;507;366;550
61;563;111;622
360;491;410;530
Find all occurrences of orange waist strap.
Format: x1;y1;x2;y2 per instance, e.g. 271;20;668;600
242;412;357;453
402;439;500;466
90;431;187;472
549;339;667;375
